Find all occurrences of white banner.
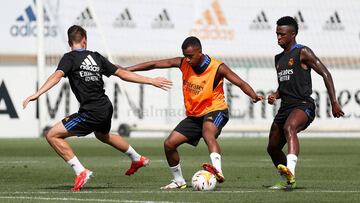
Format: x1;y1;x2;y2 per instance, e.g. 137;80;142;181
1;66;359;137
1;0;359;57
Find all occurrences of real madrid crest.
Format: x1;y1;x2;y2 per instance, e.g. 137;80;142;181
288;58;294;66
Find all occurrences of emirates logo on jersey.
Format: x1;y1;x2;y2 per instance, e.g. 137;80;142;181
288;58;294;66
184;80;204;95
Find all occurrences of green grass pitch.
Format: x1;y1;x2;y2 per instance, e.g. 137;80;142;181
0;137;360;202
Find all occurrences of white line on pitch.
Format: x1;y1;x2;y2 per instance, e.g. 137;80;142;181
1;190;360;194
0;160;44;164
0;196;191;203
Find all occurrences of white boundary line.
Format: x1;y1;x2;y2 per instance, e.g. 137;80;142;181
1;190;358;203
1;190;360;194
0;161;44;164
0;196;180;203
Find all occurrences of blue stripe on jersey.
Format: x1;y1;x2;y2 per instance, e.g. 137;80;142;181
290;44;303;52
73;48;86;52
199;54;211;68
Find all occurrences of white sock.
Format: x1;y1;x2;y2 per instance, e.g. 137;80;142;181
210;152;223;173
170;163;185;183
286;154;298;175
125;145;141;161
67;156;85;175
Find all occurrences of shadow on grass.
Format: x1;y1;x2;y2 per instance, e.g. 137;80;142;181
262;184;306;191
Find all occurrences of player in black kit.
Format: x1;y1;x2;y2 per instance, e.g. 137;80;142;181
267;16;344;189
23;25;172;191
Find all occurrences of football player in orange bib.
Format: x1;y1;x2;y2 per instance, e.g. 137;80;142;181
127;36;263;189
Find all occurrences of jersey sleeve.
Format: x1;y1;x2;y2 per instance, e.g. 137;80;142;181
56;54;72;77
97;52;117;77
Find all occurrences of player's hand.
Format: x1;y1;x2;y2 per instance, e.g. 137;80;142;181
151;77;172;91
252;95;264;103
267;94;277;105
331;101;344;118
23;94;39;109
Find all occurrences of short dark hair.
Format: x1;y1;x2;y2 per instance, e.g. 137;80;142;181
67;25;87;46
181;36;202;50
276;16;298;34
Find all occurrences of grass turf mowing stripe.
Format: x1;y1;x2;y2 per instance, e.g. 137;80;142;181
2;190;360;194
0;196;188;203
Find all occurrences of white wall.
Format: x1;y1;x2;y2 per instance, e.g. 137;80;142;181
1;0;359;57
1;66;359;137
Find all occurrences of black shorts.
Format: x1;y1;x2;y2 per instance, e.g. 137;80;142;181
174;109;229;146
274;102;315;130
62;107;113;136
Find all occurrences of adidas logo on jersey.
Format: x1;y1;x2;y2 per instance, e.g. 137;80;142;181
80;55;100;72
249;11;271;30
189;0;234;40
9;2;57;37
151;9;174;29
294;11;308;30
113;8;136;28
75;7;96;28
323;11;344;31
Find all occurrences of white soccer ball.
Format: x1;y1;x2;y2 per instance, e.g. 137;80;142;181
191;170;217;191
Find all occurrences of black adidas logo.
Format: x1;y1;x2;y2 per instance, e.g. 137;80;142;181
323;11;344;31
151;9;174;29
250;11;271;30
113;8;136;28
294;11;308;30
75;7;96;28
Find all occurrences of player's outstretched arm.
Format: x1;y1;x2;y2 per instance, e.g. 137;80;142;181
23;70;64;109
300;47;344;118
218;64;263;103
126;57;182;72
114;67;172;91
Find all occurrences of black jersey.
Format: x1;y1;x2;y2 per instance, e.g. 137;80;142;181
275;44;314;106
56;49;117;113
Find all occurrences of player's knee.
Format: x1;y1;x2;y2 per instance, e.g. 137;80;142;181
267;141;282;154
44;127;56;142
283;124;296;136
163;139;176;151
95;132;110;143
267;144;275;154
